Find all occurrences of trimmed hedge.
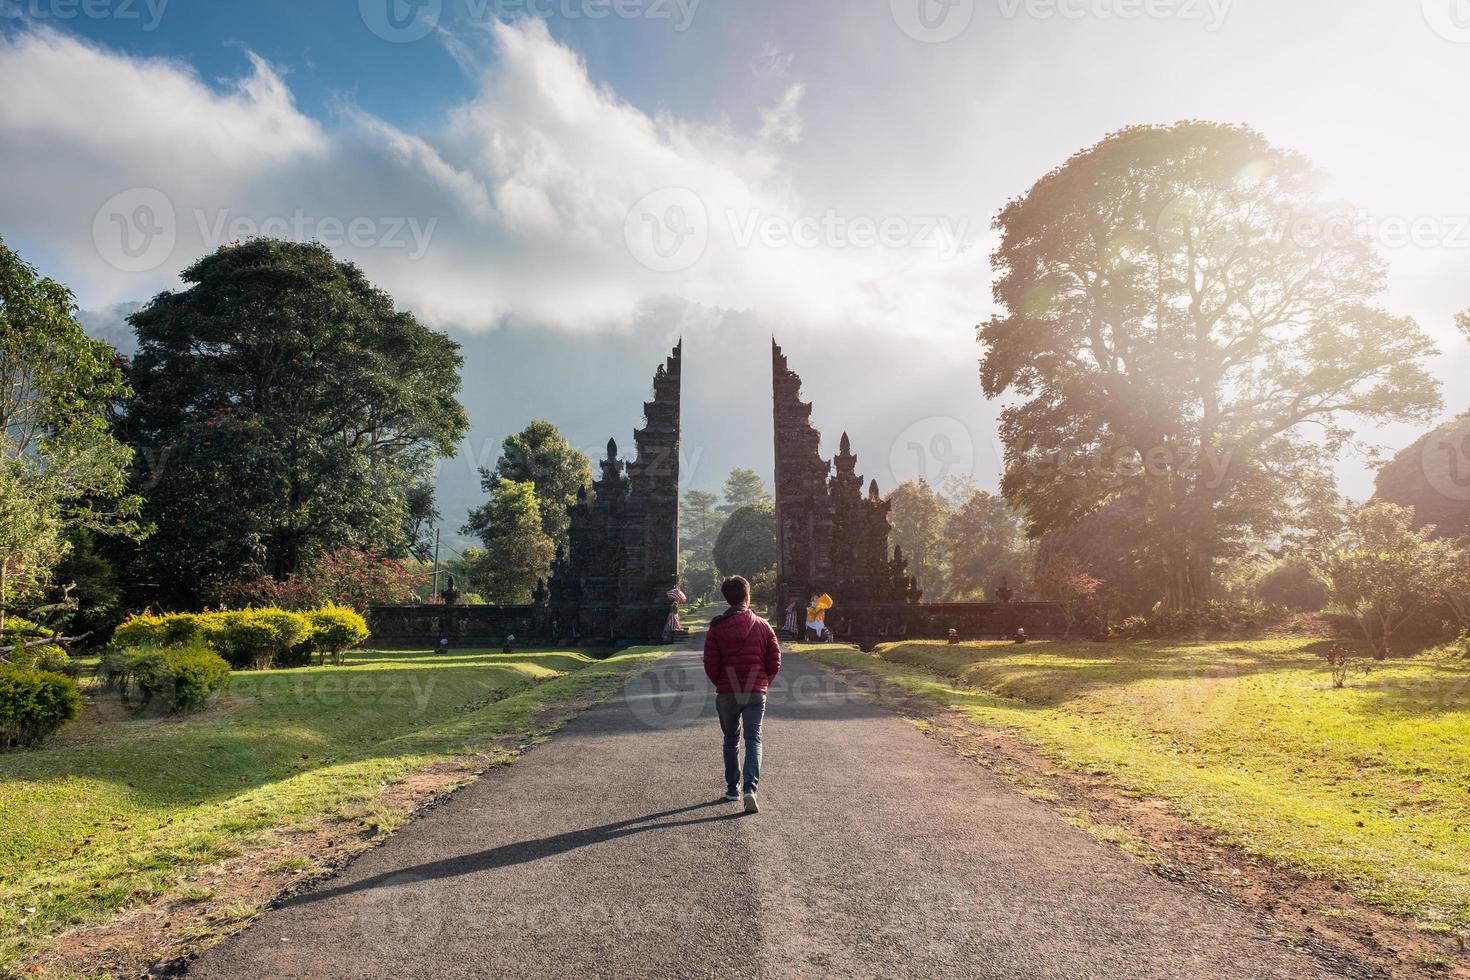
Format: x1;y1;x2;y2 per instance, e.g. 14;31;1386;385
101;645;231;712
0;665;81;750
111;607;352;670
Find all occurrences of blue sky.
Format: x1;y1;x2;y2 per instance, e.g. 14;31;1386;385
3;0;1468;546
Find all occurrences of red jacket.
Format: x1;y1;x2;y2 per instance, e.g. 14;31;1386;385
703;607;782;694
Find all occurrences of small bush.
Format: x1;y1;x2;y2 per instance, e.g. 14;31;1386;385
101;645;231;712
1;617;72;675
1319;643;1365;689
1257;562;1330;612
213;610;309;670
307;604;371;665
0;664;81;750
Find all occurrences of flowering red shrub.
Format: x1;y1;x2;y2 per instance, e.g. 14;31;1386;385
220;549;423;613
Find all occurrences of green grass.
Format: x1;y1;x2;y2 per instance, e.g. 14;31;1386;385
0;645;665;969
805;637;1470;929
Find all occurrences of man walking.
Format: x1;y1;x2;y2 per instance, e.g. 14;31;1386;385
703;576;782;813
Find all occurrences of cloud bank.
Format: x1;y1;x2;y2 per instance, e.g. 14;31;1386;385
0;20;986;336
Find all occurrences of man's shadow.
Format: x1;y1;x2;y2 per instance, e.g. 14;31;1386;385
286;801;743;907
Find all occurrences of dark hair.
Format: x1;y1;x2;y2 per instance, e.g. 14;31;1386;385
720;576;751;606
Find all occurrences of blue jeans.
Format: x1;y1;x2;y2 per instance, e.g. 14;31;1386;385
716;692;766;794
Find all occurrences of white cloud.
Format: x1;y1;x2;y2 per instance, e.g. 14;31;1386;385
0;21;986;337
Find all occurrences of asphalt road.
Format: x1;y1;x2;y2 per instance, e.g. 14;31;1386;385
187;644;1351;979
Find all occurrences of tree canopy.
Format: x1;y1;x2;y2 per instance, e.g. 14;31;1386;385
469;420;590;551
721;468;772;513
712;503;777;580
123;239;467;606
0;236;143;626
462;479;554;604
980;122;1442;610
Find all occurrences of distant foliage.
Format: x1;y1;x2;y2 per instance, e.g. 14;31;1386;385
0;664;80;750
462;480;555;604
681;562;718;603
1373;412;1470;540
1322;502;1458;656
1256;562;1330;613
1111;600;1286;640
750;569;778;610
469;420;591;553
713;504;777;580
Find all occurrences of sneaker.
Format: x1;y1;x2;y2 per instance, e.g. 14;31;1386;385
722;789;741;802
743;792;760;814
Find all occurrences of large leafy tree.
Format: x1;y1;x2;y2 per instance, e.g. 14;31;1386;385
712;503;777;580
124;240;468;606
0;236;143;629
680;489;725;567
462;479;554;603
468;420;589;552
1373;416;1470;540
980;123;1442;610
887;480;951;601
946;487;1033;600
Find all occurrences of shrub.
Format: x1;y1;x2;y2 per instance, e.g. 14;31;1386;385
0;664;81;750
1257;562;1330;612
111;613;171;648
213;609;309;670
307;604;371;665
1318;643;1365;689
101;645;231;712
1110;600;1286;639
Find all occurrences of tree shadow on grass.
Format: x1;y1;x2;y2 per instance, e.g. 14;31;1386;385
284;800;744;907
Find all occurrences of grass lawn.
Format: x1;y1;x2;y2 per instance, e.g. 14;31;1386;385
0;645;665;970
805;637;1470;930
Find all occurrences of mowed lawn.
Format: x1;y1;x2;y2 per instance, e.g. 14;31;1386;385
806;638;1470;929
0;646;664;968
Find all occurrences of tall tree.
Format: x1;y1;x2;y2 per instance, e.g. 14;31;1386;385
946;487;1032;600
462;479;554;604
887;480;952;601
469;420;590;552
722;468;772;513
0;236;143;628
124;240;467;606
980;123;1442;610
680;489;725;566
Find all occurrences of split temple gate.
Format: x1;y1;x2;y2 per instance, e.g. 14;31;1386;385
369;340;1084;648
